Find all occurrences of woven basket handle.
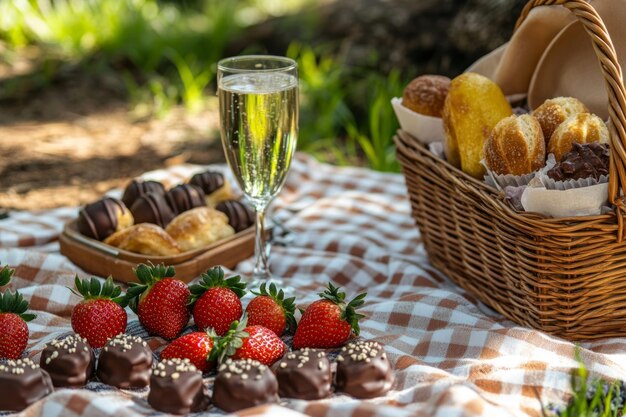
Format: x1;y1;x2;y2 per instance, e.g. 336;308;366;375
516;0;626;240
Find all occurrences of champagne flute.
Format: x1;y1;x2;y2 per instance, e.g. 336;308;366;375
217;55;298;286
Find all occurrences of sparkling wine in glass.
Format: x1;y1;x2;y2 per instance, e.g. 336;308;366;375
217;56;298;286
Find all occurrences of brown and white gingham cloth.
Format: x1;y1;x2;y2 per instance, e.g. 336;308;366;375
1;153;625;417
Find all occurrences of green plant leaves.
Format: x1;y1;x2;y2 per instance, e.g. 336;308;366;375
188;266;246;305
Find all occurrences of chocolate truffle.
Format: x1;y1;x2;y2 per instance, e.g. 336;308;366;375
335;340;394;399
547;142;609;182
189;171;233;206
121;180;166;209
212;358;278;412
77;197;134;241
96;334;153;389
215;200;255;232
275;349;332;400
40;334;95;388
165;184;206;215
130;192;175;228
0;358;53;411
147;358;208;414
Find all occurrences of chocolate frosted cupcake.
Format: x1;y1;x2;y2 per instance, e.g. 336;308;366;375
130;192;175;228
547;142;609;182
77;198;133;241
335;340;394;399
215;200;255;232
0;358;54;411
148;358;208;414
122;180;165;209
212;358;278;412
40;334;95;388
96;334;153;389
275;349;332;400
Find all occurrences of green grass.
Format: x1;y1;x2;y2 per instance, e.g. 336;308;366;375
0;0;408;172
544;350;624;417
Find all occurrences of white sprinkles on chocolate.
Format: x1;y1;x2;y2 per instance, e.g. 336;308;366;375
218;358;266;379
107;334;148;352
0;358;40;374
338;340;384;363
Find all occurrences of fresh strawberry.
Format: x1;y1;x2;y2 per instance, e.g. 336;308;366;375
246;282;296;336
161;331;215;372
70;275;126;349
125;263;190;340
292;283;366;349
188;267;246;335
0;265;35;359
211;315;285;366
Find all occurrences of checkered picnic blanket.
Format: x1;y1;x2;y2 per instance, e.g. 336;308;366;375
1;153;625;417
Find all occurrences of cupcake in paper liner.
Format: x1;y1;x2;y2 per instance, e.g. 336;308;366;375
521;143;610;217
391;75;450;144
482;114;546;190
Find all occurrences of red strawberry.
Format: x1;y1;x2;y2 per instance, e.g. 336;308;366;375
0;265;35;359
211;316;285;366
125;263;190;340
161;331;215;372
292;283;366;349
70;275;127;349
188;267;246;335
246;283;296;336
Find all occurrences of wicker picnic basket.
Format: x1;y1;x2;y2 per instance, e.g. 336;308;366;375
395;0;626;340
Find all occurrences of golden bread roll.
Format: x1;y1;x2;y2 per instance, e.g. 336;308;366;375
531;97;588;145
165;207;235;252
104;223;181;256
402;75;451;117
443;72;513;178
484;114;546;176
548;112;609;161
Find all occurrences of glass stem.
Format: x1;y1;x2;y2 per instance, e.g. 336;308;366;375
253;206;269;279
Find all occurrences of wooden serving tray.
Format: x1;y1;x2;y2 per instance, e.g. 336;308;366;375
59;220;255;284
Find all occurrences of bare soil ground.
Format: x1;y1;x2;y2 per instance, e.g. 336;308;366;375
0;75;225;210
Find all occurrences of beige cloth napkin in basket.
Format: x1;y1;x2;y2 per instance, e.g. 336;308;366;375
468;0;626;119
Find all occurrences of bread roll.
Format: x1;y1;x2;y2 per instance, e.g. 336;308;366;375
165;207;235;252
443;72;513;178
547;113;609;161
402;75;451;117
531;97;588;145
484;114;546;176
104;224;181;256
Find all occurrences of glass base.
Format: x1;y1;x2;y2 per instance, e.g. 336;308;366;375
249;269;294;294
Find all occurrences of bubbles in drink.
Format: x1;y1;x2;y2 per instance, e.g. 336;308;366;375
219;72;298;207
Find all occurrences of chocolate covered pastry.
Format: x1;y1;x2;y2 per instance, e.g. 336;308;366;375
40;334;95;388
0;358;53;411
215;200;255;232
96;334;153;389
130;192;175;228
77;197;133;241
165;184;206;215
547;142;609;182
189;171;234;206
335;340;394;399
148;358;208;414
122;180;165;209
212;358;278;412
275;349;332;400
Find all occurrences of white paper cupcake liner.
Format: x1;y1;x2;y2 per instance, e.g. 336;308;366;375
481;160;536;191
520;153;610;217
